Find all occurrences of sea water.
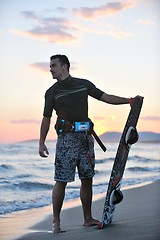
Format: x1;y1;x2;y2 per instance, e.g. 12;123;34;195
0;140;160;215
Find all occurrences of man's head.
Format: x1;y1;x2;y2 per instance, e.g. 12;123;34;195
50;54;70;81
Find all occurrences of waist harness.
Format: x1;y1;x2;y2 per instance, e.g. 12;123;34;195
55;119;106;152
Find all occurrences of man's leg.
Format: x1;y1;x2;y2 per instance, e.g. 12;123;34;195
80;178;100;226
52;181;67;233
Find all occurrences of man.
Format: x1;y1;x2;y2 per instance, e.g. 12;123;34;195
39;54;132;233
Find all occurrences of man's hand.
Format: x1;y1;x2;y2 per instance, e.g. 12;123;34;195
39;117;51;157
39;143;49;157
130;95;144;107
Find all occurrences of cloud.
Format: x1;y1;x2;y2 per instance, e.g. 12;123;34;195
10;5;134;43
93;116;106;121
72;2;134;40
73;1;134;19
29;61;78;73
56;7;69;13
106;29;133;39
29;62;49;72
74;21;133;39
93;115;116;121
10;11;77;44
141;116;160;121
137;18;158;28
21;10;38;20
10;119;40;124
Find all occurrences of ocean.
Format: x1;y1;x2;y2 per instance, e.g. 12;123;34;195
0;140;160;215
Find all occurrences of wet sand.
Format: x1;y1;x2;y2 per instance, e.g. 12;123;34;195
0;181;159;240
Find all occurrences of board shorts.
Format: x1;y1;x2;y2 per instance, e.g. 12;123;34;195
54;132;95;182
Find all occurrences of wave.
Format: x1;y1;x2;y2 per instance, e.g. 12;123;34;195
0;142;159;216
1;177;160;215
4;181;53;191
15;174;33;178
96;158;114;164
96;156;160;164
0;174;34;183
129;155;159;163
94;170;108;175
122;176;160;187
0;195;52;215
127;167;160;172
0;164;14;170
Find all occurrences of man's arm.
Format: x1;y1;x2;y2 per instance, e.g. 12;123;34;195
100;93;130;105
39;116;51;157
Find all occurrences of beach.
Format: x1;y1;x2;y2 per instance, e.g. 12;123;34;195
0;181;159;240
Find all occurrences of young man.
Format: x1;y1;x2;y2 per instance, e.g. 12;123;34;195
39;54;132;233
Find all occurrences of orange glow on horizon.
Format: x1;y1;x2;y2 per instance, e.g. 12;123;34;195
0;117;160;144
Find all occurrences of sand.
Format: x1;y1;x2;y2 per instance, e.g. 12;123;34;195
0;181;160;240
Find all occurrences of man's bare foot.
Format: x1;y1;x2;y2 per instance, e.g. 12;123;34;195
52;222;61;234
83;218;100;227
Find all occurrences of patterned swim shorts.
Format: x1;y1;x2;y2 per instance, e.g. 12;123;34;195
54;132;95;182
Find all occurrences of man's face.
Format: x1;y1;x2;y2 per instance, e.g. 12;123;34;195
50;58;64;80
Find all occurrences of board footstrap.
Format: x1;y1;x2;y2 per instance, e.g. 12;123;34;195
125;126;139;145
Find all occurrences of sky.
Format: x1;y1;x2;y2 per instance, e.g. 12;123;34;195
0;0;160;144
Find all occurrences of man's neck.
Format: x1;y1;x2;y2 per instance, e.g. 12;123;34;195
57;73;70;81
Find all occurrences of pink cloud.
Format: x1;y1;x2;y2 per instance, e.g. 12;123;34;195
93;115;116;121
137;18;158;28
29;61;78;73
73;1;134;19
29;62;49;72
10;11;77;43
141;116;160;121
10;119;40;124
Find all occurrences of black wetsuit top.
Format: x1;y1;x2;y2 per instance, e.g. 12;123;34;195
43;75;104;122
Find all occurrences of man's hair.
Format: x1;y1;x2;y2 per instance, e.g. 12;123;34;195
50;54;70;71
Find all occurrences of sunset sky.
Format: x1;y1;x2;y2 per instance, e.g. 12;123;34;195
1;0;160;144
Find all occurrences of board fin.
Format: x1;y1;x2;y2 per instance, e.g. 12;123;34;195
125;126;139;145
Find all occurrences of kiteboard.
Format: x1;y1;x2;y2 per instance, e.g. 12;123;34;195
98;95;143;229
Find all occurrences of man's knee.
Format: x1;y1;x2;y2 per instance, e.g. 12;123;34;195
53;181;67;191
81;178;93;186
